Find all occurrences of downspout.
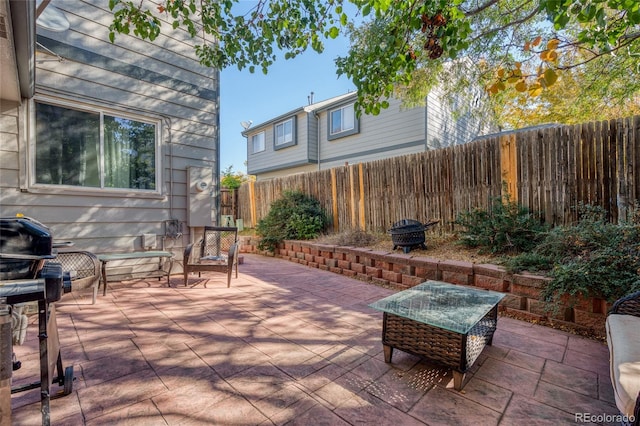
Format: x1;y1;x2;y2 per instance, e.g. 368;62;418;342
314;110;320;170
10;0;36;99
213;67;221;225
162;116;173;251
424;93;429;151
163;116;173;217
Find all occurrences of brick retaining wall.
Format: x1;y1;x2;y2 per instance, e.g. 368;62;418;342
239;236;607;338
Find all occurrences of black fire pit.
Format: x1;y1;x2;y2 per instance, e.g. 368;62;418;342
388;219;439;253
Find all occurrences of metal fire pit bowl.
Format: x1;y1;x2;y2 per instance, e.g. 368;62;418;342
388;219;439;254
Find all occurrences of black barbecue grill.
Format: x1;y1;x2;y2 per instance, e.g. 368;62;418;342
0;216;74;426
388;219;439;253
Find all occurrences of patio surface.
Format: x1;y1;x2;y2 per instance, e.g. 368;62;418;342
10;254;619;425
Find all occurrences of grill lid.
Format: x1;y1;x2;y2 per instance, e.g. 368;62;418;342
0;216;54;259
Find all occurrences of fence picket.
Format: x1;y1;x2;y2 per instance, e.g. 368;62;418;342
237;116;640;231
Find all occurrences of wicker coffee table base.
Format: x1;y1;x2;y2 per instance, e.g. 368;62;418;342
381;307;499;390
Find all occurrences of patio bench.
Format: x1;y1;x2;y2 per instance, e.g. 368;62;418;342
97;251;174;296
606;290;640;426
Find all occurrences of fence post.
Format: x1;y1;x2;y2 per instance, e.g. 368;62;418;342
349;165;357;229
358;163;366;231
500;134;518;201
331;168;339;231
249;181;256;228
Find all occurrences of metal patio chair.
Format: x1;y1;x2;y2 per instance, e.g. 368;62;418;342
56;250;101;304
183;226;238;287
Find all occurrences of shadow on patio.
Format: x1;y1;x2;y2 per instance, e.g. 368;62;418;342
10;254;618;425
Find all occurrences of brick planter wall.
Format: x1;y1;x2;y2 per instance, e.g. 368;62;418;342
239;236;607;338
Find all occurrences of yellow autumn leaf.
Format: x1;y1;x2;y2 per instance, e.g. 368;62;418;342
512;68;522;78
488;84;499;95
529;83;542;97
497;67;505;78
539;50;548;61
515;80;527;92
507;76;521;84
547;39;560;49
532;36;542;47
524;41;530;52
496;81;506;91
547;50;558;62
514;62;522;69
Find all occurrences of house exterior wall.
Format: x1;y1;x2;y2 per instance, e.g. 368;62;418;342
247;108;315;176
317;96;426;170
254;164;318;180
0;0;218;256
426;84;492;150
246;87;495;180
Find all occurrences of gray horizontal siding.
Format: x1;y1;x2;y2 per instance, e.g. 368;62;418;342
318;97;426;165
0;0;219;258
247;111;311;174
37;36;216;101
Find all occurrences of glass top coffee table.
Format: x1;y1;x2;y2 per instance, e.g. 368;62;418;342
369;280;505;390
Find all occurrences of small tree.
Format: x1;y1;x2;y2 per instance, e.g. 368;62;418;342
256;190;328;252
220;165;250;192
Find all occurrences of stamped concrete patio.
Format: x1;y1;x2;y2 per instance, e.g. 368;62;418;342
10;254;618;425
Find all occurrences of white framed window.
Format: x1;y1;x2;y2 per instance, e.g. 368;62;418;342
274;117;295;149
252;132;265;153
32;98;160;192
328;103;358;139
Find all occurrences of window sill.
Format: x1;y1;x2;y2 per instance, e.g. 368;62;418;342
22;186;166;199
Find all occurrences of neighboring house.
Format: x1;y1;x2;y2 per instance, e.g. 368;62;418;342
243;83;495;180
0;0;219;260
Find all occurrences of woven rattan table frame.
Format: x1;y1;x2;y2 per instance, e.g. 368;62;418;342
382;304;500;390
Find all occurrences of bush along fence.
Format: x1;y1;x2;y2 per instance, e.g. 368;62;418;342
238;236;609;338
237;115;640;233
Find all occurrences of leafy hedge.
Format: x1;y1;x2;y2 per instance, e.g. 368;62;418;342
505;204;640;306
458;199;640;306
256;190;328;252
455;194;547;254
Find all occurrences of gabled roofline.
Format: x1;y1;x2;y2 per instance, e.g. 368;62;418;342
302;92;356;113
241;91;357;136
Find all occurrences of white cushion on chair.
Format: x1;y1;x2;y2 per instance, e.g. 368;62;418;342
606;313;640;417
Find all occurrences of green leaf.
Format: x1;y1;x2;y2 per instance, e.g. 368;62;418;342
553;13;571;29
544;68;558;86
329;26;339;38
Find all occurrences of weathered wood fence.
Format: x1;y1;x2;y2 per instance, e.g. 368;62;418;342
237;116;640;232
220;188;237;218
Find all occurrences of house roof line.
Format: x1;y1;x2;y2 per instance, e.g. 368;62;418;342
241;91;357;136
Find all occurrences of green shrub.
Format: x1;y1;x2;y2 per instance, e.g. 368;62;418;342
256;190;328;252
505;203;640;306
455;194;547;254
502;252;552;274
539;205;640;304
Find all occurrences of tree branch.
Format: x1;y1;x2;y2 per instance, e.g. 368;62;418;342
462;0;500;17
469;5;541;44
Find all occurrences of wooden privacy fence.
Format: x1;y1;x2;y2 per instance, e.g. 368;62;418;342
220;188;237;218
237;115;640;233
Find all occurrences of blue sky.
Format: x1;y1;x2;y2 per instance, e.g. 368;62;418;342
218;9;358;174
